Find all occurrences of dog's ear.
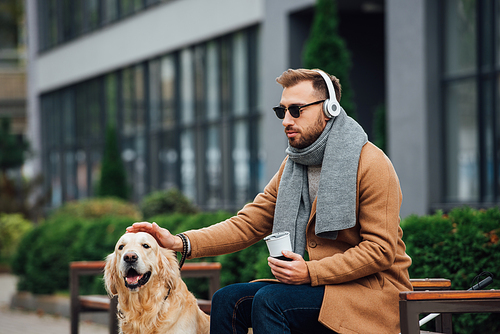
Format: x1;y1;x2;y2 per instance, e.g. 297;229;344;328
104;252;118;296
158;248;180;291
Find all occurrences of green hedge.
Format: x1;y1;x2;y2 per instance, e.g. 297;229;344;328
11;207;272;298
401;206;500;334
0;213;33;267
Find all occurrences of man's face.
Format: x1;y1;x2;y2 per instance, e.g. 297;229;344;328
279;80;330;149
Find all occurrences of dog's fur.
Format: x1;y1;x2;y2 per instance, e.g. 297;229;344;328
104;232;210;334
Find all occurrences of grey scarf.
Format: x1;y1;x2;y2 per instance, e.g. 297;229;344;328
272;108;368;256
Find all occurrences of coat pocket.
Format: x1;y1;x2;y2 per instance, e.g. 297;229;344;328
357;273;383;290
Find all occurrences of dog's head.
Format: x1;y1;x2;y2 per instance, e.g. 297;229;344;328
104;232;179;296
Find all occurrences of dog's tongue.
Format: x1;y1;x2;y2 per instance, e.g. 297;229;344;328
126;269;143;284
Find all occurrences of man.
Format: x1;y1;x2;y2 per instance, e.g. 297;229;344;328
127;68;412;333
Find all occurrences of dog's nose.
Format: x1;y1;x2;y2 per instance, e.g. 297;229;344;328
123;252;138;263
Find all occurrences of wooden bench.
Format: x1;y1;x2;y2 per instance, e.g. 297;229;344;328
70;261;221;334
399;289;500;334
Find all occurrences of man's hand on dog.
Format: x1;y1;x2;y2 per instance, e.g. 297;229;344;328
126;222;184;252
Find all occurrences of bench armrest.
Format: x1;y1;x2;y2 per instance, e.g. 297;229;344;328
409;278;451;291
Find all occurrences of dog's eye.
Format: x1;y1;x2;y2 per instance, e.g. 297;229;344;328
142;244;150;249
118;245;124;250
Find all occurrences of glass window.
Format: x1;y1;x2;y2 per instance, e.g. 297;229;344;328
498;2;500;66
194;45;206;119
444;0;477;76
181;130;196;201
73;0;85;38
90;150;101;197
105;73;118;127
149;60;162;131
232;32;248;116
62;89;74;146
442;0;500;205
122;67;135;136
135;65;146;135
206;41;220;121
38;27;260;210
134;65;147;199
220;38;232;116
482;78;495;201
161;55;176;129
50;151;62;206
445;79;478;202
206;126;222;208
47;0;58;48
65;152;76;200
76;149;88;198
148;59;162;191
233;121;250;205
60;0;73;41
75;84;87;146
102;0;119;24
180;49;195;125
87;0;100;30
120;0;143;17
87;79;102;141
161;131;179;189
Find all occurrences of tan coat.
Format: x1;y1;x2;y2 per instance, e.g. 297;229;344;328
185;142;412;334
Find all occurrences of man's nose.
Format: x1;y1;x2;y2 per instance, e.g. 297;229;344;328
281;110;295;127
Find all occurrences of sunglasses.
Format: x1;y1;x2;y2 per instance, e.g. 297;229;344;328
272;100;325;119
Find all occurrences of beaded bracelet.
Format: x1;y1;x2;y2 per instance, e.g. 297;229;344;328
176;233;188;269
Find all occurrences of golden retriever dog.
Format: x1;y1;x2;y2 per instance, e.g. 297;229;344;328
104;232;210;334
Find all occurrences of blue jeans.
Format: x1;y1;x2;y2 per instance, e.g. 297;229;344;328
210;282;336;334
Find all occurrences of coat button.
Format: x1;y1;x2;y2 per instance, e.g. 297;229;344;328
309;241;317;248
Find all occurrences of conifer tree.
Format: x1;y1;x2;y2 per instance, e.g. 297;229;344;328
0;117;28;175
303;0;356;119
97;124;128;199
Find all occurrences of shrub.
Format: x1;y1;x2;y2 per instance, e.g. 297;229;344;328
401;206;500;334
51;197;142;220
303;0;356;119
0;213;33;267
11;209;248;297
11;216;85;294
140;188;199;219
97;125;128;200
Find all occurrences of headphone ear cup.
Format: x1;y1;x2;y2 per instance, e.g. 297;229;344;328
328;99;340;117
314;69;341;118
323;98;333;118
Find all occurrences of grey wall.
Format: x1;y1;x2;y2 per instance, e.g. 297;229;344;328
386;0;429;217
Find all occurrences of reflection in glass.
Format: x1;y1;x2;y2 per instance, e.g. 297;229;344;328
180;49;194;125
233;121;250;206
206;126;221;208
206;41;220;121
161;55;176;129
181;130;196;201
50;151;61;206
444;0;476;76
232;32;248;116
445;79;478;201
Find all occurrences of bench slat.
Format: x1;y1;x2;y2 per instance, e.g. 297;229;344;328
400;290;500;301
80;295;111;310
409;278;451;290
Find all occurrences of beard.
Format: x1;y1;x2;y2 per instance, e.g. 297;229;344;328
287;113;326;149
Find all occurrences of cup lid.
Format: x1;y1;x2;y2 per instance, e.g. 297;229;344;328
264;231;290;241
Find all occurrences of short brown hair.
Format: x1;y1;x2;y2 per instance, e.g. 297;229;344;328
276;68;342;102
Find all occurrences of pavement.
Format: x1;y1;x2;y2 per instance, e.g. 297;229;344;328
0;273;108;334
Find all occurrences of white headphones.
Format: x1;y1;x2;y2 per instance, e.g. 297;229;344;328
314;70;341;118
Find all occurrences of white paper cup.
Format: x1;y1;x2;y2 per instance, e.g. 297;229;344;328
264;232;292;258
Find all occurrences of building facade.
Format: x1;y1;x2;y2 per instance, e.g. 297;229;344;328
25;0;500;217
